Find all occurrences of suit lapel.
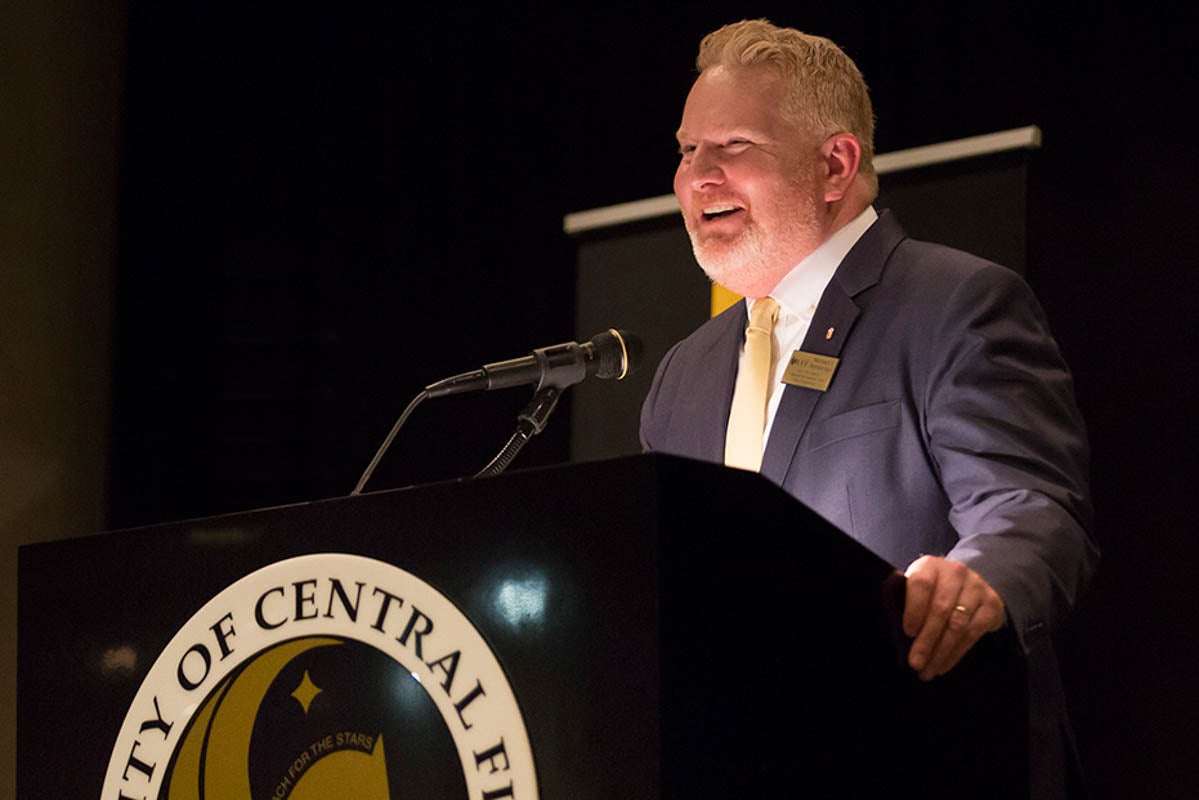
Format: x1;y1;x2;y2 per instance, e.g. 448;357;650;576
760;211;907;485
760;285;860;483
689;302;747;462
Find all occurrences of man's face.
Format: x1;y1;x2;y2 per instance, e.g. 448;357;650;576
674;65;826;298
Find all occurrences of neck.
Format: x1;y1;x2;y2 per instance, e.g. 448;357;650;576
739;199;872;299
823;185;872;238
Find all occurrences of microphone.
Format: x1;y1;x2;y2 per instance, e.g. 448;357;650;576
425;329;643;399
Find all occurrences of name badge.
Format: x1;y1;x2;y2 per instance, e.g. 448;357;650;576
782;350;840;392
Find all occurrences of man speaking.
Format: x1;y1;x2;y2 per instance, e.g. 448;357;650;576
640;19;1098;798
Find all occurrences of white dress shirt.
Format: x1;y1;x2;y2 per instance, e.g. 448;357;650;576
739;205;879;448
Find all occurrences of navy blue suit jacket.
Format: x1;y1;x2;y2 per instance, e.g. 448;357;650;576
641;211;1098;797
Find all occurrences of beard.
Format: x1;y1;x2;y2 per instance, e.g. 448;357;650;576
681;167;825;298
687;223;769;295
685;210;820;298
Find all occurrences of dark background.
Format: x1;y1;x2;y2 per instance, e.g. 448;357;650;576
17;2;1199;797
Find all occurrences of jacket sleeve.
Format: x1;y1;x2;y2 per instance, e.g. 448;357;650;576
639;340;684;453
923;264;1099;651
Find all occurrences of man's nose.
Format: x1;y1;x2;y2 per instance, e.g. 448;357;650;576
688;146;725;189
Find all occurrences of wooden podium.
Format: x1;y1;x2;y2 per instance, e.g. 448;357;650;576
18;454;1027;798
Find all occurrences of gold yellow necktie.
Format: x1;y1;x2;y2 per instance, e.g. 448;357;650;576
724;297;778;472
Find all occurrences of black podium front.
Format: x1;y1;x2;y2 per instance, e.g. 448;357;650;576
18;454;1026;798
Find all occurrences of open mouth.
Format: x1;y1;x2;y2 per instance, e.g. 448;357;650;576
701;203;744;222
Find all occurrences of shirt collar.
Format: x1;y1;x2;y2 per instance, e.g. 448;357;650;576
759;205;878;320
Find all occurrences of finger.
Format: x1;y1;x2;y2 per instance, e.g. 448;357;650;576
921;584;1006;679
920;585;988;678
922;626;980;679
906;561;968;674
901;556;936;638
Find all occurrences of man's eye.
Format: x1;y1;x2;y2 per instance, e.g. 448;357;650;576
725;139;751;150
678;144;696;156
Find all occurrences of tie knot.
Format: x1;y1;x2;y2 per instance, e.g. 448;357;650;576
748;296;778;332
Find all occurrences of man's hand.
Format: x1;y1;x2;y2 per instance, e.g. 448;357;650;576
902;555;1005;681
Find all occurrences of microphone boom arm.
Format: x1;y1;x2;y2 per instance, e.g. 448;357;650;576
350;329;642;493
474;386;561;478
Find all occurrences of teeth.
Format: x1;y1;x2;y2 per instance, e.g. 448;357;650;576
701;204;743;222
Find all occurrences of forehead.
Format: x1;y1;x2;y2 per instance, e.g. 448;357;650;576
676;65;792;140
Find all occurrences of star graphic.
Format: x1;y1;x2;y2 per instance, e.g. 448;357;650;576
290;669;323;714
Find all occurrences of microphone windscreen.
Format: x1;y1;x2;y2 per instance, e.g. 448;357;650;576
590;329;644;380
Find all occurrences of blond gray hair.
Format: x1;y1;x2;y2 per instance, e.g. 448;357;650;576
697;19;877;195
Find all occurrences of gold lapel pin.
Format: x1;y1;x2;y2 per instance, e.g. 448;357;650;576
825;326;835;340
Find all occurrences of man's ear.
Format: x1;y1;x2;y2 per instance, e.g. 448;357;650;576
821;133;863;202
